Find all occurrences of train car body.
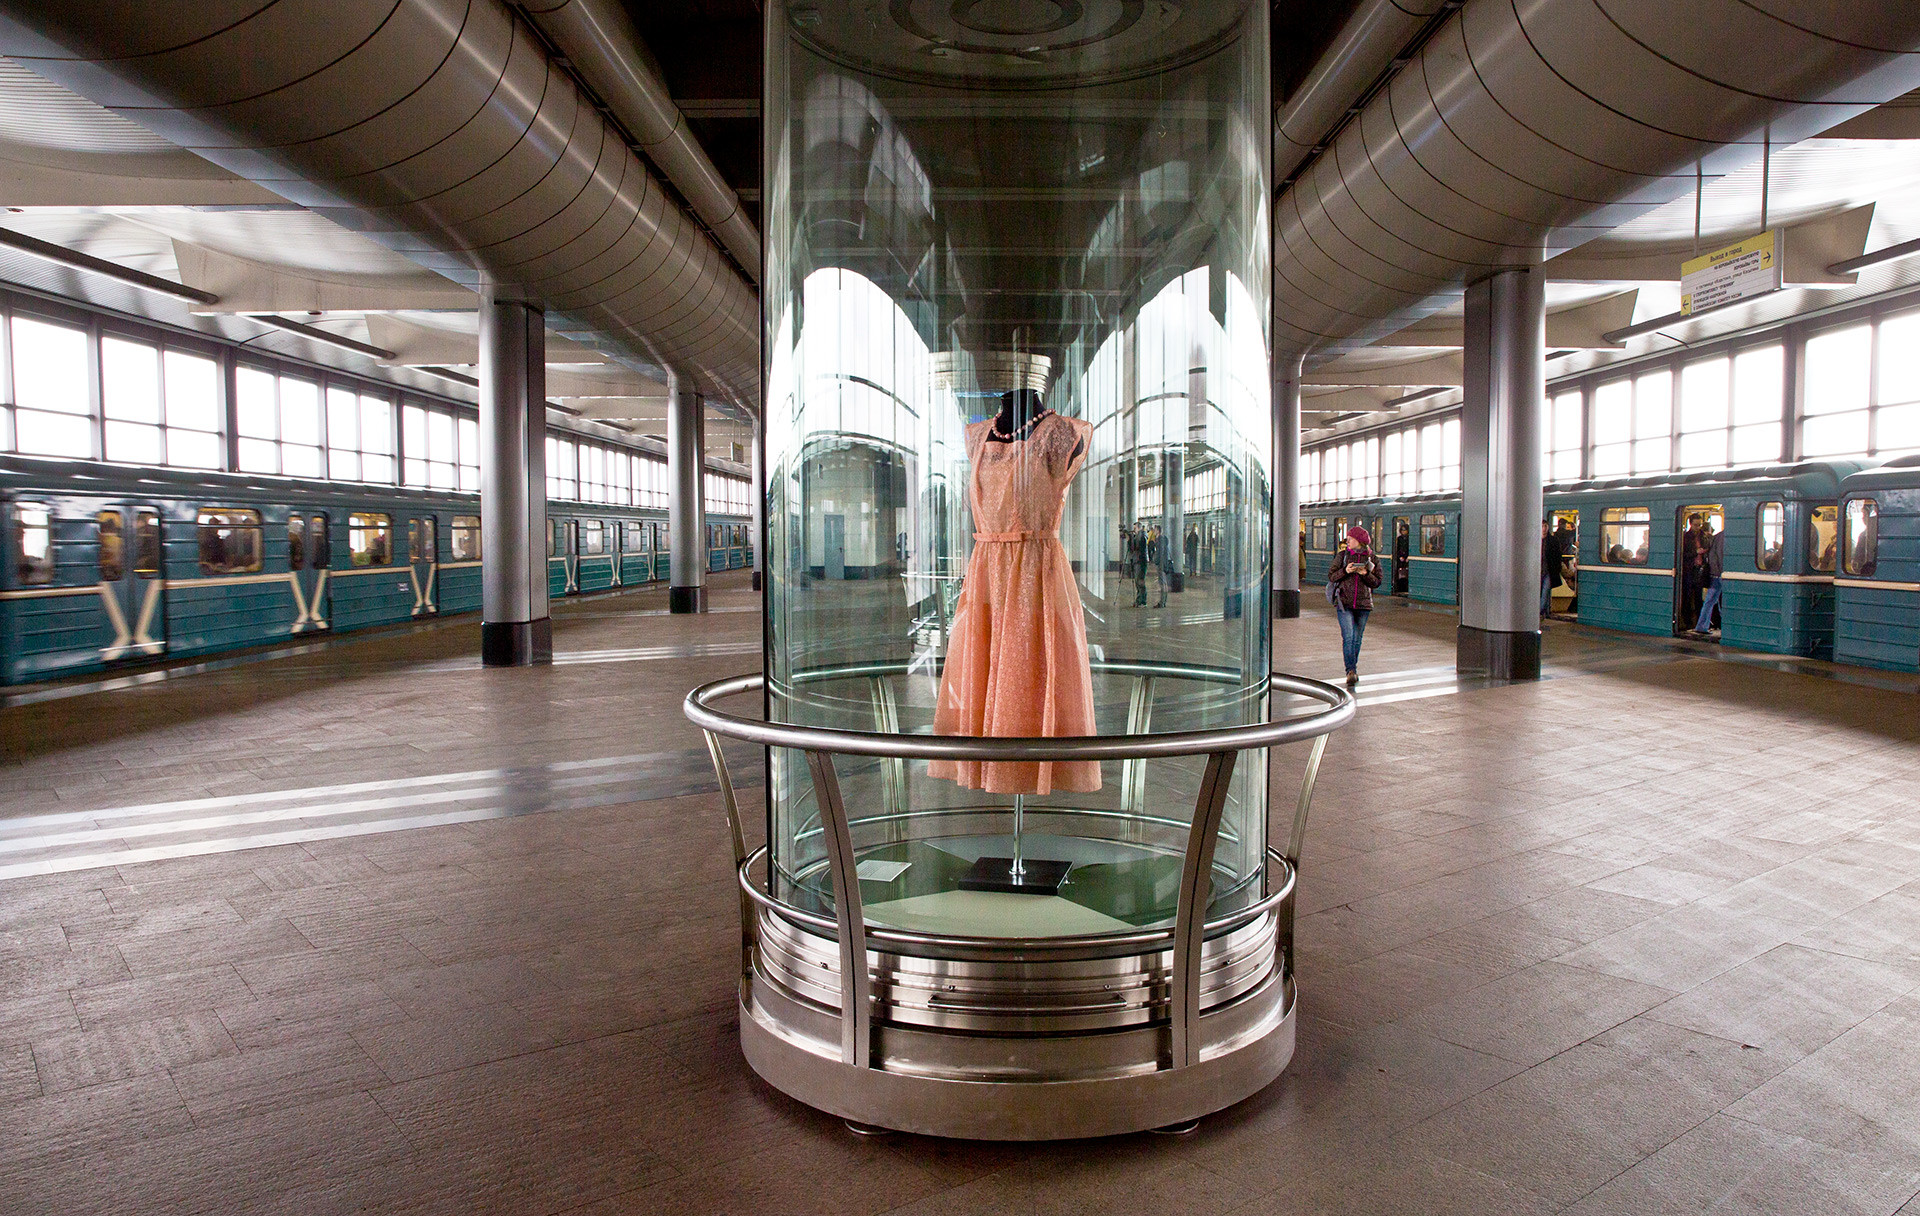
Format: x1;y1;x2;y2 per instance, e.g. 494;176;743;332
1;457;751;685
1835;457;1920;672
1303;461;1864;659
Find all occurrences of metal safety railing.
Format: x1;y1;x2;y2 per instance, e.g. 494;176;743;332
686;660;1353;1073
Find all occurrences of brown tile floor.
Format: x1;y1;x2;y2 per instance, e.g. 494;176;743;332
3;576;1920;1214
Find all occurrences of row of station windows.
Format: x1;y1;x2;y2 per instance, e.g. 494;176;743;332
12;504;483;585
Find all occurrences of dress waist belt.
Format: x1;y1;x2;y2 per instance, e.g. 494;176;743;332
973;530;1048;543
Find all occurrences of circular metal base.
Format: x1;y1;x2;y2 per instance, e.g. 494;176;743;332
739;975;1295;1141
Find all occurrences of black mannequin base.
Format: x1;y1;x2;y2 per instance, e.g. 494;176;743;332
669;585;708;614
958;857;1072;896
1275;589;1300;619
481;617;552;667
1457;626;1541;680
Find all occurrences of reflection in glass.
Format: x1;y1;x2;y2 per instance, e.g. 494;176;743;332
764;0;1270;937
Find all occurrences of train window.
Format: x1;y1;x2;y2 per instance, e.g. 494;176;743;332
308;516;330;569
582;520;605;554
14;504;54;585
1599;506;1650;565
1550;510;1579;549
408;517;437;563
1419;515;1446;556
135;511;162;577
1843;499;1878;578
626;522;649;552
1808;504;1839;573
98;511;126;581
1311;518;1328;550
197;509;264;574
288;516;306;572
451;516;481;561
547;519;557;557
348;512;392;567
1756;502;1785;573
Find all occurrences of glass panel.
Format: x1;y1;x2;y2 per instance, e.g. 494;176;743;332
1592;380;1632;445
1591;441;1629;477
288;515;306;571
279;378;321;446
362;396;394;453
97;511;124;581
1878;311;1920;406
16;409;91;457
163;351;220;433
1678;357;1729;434
309;516;330;569
1802;411;1868;459
237;437;277;473
1756;501;1784;572
197;509;263;574
1633;370;1672;440
428;409;455;461
1632;436;1671;474
349;512;392;566
1878;401;1920;454
452;516;481;562
1843;499;1878;577
236;367;277;438
1420;514;1445;555
135;511;162;576
1600;506;1650;565
102;338;162;422
765;2;1271;933
1677;429;1726;471
1805;325;1870;416
1730;422;1780;465
11;317;88;414
281;444;322;478
1731;345;1784;424
327;387;359;451
168;429;221;470
1809;504;1838;573
105;420;162;465
15;503;52;584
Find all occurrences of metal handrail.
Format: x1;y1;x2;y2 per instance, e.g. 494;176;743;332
686;660;1352;1073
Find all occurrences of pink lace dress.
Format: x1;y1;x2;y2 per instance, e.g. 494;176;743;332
929;412;1101;795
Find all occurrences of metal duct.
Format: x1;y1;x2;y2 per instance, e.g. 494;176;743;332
1275;0;1920;360
1275;0;1451;185
519;0;760;284
0;0;759;409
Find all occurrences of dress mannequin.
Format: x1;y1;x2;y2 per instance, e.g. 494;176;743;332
931;390;1099;797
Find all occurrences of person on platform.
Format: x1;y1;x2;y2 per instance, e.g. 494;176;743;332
1541;518;1563;616
1146;524;1167;607
1327;524;1382;688
1681;513;1708;628
1691;524;1725;636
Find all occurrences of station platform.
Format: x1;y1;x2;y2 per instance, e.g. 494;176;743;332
1;577;1918;1214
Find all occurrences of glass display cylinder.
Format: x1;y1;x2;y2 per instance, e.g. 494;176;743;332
764;0;1271;939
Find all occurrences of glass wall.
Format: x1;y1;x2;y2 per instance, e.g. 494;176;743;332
765;0;1271;936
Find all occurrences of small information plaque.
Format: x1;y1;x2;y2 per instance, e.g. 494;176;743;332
1681;229;1781;316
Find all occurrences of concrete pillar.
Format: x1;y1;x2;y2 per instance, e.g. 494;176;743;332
478;294;551;666
750;409;764;592
669;373;707;614
1273;353;1302;618
1457;267;1545;679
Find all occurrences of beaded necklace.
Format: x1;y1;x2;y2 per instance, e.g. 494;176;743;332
988;406;1053;443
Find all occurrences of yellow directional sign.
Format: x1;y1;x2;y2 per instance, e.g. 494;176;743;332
1680;229;1781;316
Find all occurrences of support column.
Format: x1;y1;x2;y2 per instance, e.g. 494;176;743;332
1457;267;1545;679
1164;447;1185;593
1273;353;1302;618
669;373;707;614
478;294;551;666
750;409;764;592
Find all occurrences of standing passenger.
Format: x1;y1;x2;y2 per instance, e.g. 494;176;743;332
1540;519;1562;616
1691;525;1725;636
1328;525;1382;688
1680;513;1707;628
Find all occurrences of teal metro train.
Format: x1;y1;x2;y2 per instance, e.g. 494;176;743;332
1304;457;1920;673
0;455;752;685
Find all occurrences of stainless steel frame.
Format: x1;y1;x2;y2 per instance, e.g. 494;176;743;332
686;663;1352;1139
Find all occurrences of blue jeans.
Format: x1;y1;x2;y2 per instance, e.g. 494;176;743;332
1541;572;1553;615
1336;606;1369;672
1694;577;1722;633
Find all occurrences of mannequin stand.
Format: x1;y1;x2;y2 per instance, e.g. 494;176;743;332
958;795;1071;895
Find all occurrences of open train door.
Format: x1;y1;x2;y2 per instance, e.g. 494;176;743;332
408;515;438;616
1674;503;1724;637
95;505;167;661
